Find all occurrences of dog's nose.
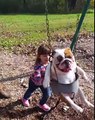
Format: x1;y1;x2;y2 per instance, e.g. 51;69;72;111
64;60;70;64
62;60;70;67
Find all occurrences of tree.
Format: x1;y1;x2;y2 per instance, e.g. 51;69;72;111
90;0;94;8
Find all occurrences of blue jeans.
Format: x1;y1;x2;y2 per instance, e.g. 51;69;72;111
23;78;52;105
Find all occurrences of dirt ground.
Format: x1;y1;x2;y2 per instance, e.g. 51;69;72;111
0;33;94;120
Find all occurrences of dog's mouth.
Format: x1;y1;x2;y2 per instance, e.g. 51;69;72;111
56;65;71;72
56;60;72;72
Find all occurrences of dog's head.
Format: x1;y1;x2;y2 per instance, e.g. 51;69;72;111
52;47;76;72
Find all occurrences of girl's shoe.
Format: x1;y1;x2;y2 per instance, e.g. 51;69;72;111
22;98;30;107
38;104;51;111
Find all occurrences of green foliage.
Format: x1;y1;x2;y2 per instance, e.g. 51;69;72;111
0;0;93;14
0;0;24;13
26;0;45;13
90;0;94;8
0;13;94;48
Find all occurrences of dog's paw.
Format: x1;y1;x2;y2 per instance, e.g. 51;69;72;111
43;85;49;88
73;106;83;113
85;100;94;108
43;83;50;88
83;75;89;81
83;75;92;84
77;107;84;113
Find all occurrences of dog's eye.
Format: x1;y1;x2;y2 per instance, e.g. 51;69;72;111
57;55;63;62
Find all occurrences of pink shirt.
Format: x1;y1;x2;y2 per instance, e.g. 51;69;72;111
30;63;47;86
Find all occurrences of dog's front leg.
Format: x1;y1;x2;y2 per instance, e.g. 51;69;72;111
76;66;88;81
60;93;84;113
78;88;94;108
43;63;51;88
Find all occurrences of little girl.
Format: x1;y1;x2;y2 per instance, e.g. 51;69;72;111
22;44;52;111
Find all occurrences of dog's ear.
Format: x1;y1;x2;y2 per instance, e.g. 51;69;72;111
51;50;56;57
49;50;56;61
64;47;73;58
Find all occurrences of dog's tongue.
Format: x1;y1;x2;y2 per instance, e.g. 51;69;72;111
59;64;71;72
58;66;71;72
62;68;71;72
57;63;71;72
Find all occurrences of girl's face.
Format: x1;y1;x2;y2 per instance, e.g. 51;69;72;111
39;54;49;65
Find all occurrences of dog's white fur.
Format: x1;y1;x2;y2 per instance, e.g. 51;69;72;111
43;48;94;113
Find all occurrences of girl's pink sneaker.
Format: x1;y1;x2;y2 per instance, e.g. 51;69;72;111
22;99;30;107
38;104;51;111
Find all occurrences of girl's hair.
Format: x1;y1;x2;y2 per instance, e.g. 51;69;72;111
35;44;51;65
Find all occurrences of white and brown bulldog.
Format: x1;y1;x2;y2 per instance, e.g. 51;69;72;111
43;47;94;113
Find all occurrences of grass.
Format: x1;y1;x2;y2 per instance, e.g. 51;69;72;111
0;11;94;48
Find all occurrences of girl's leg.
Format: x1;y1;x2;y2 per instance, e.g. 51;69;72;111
23;79;37;99
39;86;51;105
38;86;52;111
22;79;38;106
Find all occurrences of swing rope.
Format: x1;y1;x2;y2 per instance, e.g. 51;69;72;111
45;0;52;49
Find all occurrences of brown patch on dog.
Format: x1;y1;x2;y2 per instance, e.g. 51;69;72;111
64;47;73;58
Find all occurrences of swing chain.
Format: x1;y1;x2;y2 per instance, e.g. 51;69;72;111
45;0;52;48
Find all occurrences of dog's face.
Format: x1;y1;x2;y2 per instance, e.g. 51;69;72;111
52;48;76;72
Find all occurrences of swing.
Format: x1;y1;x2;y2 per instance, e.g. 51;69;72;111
44;0;91;109
44;0;91;51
